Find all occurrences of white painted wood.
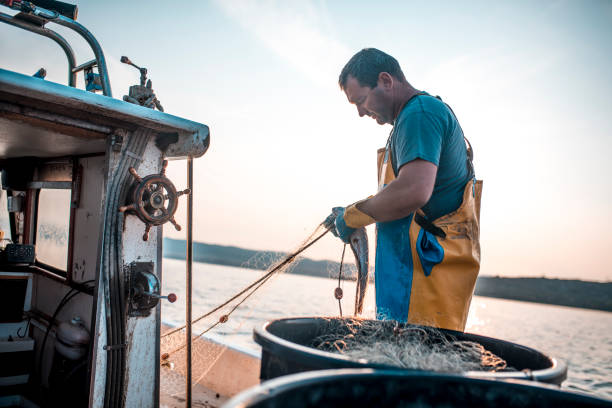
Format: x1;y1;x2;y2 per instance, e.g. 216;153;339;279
89;283;107;408
89;147;115;408
71;156;106;284
122;140;162;407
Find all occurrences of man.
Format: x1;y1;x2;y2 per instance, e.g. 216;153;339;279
327;48;482;332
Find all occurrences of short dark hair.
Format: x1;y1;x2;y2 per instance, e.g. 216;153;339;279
339;48;406;89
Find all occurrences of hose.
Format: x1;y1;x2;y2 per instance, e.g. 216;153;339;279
100;128;151;407
36;280;94;385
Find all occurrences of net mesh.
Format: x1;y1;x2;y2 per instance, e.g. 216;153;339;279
159;224;331;405
311;318;511;373
158;223;503;406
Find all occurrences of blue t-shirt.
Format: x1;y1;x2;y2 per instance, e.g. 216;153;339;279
389;93;472;220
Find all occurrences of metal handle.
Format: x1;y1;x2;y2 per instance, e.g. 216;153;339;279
139;289;177;303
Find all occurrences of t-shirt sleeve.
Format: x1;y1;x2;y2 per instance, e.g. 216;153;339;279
393;111;443;170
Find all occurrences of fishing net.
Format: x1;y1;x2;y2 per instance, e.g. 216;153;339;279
159;224;333;406
311;318;511;373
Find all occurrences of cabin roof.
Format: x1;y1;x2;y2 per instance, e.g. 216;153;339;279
0;68;209;159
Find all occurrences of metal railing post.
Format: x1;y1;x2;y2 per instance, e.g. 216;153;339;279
0;12;77;87
186;156;193;407
0;4;112;96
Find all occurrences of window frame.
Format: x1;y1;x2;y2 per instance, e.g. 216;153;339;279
0;188;13;245
27;158;81;281
32;182;74;278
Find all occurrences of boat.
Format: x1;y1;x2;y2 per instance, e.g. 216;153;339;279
0;1;249;406
2;2;609;408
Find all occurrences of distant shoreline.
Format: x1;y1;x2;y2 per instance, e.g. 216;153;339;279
472;276;611;312
163;238;612;313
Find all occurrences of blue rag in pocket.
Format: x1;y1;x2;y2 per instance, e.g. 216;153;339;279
416;229;444;276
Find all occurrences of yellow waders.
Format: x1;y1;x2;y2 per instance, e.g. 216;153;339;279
375;147;483;332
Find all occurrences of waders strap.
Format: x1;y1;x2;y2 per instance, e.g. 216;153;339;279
414;212;446;238
434;95;475;178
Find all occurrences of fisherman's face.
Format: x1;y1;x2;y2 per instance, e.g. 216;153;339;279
344;75;392;125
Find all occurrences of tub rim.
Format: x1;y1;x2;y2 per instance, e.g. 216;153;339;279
253;316;568;384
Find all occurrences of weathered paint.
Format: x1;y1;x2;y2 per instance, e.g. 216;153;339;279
123;313;158;406
0;68;210;160
90;142;115;408
71;156;106;283
90;288;108;408
122;141;163;407
0;64;210;407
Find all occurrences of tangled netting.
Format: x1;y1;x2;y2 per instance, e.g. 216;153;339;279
311;318;512;373
160;224;332;404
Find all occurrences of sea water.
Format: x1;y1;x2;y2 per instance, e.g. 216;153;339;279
160;258;612;400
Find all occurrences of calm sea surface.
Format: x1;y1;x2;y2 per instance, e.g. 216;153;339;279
161;259;612;400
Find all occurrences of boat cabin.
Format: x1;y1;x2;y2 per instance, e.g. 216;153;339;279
0;1;209;406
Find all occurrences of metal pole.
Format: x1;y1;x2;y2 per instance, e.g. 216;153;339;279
0;12;77;87
186;157;193;407
52;14;112;96
7;3;113;96
6;3;112;96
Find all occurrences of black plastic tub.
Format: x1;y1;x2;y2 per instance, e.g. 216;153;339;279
223;369;612;408
253;317;567;384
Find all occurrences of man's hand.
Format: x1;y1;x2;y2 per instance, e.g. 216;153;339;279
324;207;355;244
324;201;376;244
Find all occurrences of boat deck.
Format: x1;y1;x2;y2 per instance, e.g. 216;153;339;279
160;370;228;408
159;325;260;407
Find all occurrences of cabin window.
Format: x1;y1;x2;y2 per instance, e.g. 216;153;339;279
0;190;11;244
35;189;71;271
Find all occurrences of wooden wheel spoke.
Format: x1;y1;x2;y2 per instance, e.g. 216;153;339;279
118;203;137;213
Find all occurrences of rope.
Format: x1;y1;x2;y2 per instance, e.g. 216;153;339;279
163;268;277;358
161;226;331;340
336;244;346;317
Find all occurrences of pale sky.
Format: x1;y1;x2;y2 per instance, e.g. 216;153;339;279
2;0;611;281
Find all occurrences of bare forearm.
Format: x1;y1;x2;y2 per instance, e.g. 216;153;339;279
354;159;437;223
357;180;427;222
